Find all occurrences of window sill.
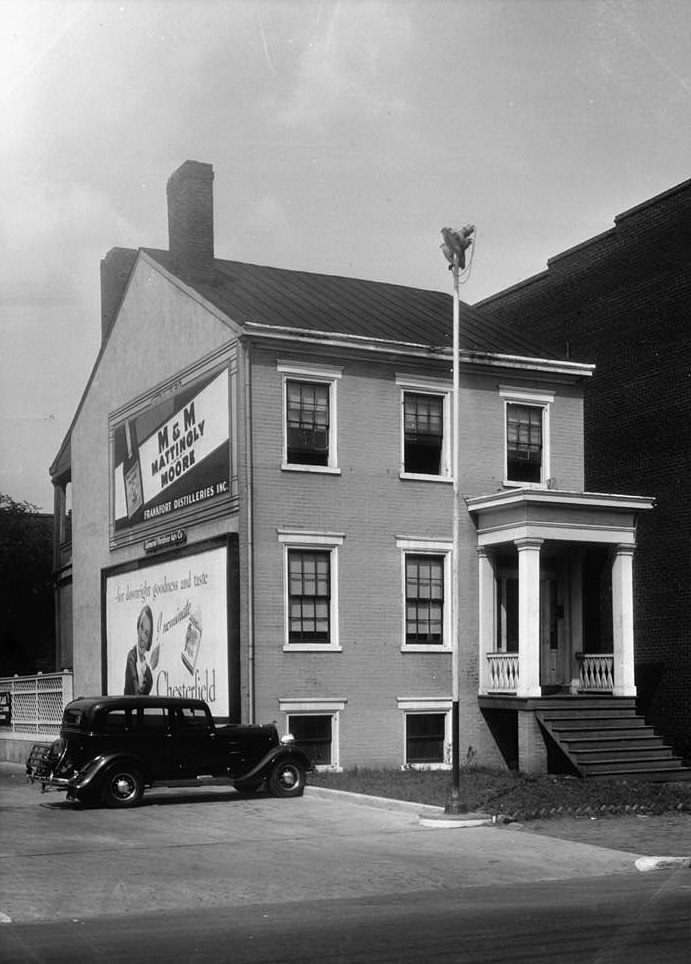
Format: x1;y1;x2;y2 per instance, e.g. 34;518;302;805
503;480;547;490
401;763;451;772
281;463;341;475
283;644;343;653
401;645;452;654
399;472;452;484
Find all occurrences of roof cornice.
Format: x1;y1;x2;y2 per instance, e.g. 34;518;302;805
241;321;594;378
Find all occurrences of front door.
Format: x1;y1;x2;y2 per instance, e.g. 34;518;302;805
539;577;562;687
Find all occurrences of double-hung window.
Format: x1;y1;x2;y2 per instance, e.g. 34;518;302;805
398;699;452;769
279;529;344;651
278;361;342;472
499;387;553;487
396;375;451;480
279;699;346;771
397;538;452;651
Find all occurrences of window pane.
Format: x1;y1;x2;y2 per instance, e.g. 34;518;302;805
286;380;330;466
288;714;332;766
403;392;443;475
406;714;445;764
288;549;331;643
103;709;128;732
507;403;542;483
405;555;444;644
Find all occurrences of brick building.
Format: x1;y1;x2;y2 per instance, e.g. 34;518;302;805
476;179;691;757
50;161;683;777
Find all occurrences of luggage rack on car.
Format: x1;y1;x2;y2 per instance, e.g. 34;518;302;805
26;743;67;793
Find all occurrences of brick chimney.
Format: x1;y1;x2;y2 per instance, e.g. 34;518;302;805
100;247;138;342
167;160;215;284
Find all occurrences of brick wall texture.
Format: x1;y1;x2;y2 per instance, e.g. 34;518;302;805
246;344;585;768
477;179;691;751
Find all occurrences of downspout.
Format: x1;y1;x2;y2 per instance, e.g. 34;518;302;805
243;339;256;723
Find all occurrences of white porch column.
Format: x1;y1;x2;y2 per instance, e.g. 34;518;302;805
612;544;637;697
516;537;543;698
477;547;494;695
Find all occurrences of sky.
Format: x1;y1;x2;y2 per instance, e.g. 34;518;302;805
1;0;689;511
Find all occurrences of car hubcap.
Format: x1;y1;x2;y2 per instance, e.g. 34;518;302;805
113;775;135;800
279;766;298;789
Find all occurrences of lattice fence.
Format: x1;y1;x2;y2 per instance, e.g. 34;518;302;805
0;672;73;736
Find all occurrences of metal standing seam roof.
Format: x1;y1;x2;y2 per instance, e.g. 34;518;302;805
48;250;567;479
145;250;562;360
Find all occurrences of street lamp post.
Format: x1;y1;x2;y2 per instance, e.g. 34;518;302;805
440;225;475;815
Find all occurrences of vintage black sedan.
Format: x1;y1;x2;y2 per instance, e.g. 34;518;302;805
26;696;313;808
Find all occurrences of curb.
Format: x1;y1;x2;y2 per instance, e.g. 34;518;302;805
305;784;443;816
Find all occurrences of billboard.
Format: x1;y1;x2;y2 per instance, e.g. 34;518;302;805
105;544;231;716
112;367;229;534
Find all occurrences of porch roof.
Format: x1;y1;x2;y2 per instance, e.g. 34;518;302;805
465;489;654;548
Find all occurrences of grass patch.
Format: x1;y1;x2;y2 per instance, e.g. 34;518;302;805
311;767;691;820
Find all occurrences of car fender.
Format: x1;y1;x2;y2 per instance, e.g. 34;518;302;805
233;746;313;785
69;753;148;795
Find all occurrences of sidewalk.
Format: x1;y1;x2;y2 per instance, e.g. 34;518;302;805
306;784;691;860
4;762;689;860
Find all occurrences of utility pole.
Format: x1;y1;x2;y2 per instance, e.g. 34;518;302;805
440;224;475;814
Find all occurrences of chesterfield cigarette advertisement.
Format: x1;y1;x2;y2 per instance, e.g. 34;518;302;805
105;546;230;716
112;368;229;533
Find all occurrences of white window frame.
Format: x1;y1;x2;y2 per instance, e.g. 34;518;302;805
498;385;554;489
279;698;346;772
278;360;342;474
398;698;452;770
278;529;345;651
396;537;452;652
396;374;452;482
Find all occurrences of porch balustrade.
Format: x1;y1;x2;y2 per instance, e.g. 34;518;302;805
485;653;615;694
486;654;519;692
576;654;614;692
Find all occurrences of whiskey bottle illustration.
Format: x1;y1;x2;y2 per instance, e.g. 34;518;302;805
181;610;202;674
123;418;144;521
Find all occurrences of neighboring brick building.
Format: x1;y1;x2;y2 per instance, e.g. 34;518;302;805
476;179;691;756
50;161;674;777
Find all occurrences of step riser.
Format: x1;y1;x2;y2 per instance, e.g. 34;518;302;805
545;718;646;729
540;710;640;721
566;741;667;752
575;753;676;766
591;770;691;783
552;730;651;741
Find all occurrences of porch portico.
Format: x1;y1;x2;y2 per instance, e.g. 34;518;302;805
467;490;654;701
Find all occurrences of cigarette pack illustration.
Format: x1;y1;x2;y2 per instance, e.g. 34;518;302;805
181;611;202;674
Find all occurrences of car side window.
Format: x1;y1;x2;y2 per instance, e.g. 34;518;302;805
102;709;129;732
135;707;169;731
176;706;211;730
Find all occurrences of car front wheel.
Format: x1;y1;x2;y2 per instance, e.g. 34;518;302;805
268;759;305;798
101;766;144;808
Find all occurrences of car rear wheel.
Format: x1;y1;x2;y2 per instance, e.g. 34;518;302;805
101;766;144;808
268;759;305;798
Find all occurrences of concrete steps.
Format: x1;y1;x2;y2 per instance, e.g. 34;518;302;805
535;697;691;781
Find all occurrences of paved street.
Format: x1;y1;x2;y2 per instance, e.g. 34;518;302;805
1;763;689;962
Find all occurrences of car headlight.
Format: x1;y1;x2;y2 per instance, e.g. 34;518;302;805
280;733;295;746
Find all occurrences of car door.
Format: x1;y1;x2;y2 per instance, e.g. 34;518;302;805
130;705;174;780
171;705;222;778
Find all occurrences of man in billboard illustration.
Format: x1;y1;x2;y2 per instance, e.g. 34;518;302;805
124;605;155;695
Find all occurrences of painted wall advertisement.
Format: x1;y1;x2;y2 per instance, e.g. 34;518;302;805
105;546;230;716
112;368;229;534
